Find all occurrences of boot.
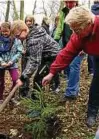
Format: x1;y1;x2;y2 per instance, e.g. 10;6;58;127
86;105;98;128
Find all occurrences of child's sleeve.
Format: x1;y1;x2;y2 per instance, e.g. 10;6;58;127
0;56;6;65
10;39;23;63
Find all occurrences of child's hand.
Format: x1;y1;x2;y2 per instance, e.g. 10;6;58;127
8;61;13;66
1;62;8;68
22;49;26;54
16;79;23;86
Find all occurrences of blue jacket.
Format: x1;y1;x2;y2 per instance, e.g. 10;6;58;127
0;38;23;69
91;3;99;15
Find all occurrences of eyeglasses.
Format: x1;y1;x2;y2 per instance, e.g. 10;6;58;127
70;27;80;34
15;31;23;38
73;28;82;34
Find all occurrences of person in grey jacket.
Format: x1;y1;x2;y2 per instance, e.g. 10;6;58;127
19;15;35;97
11;20;60;94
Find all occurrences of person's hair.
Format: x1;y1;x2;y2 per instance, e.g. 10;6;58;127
65;6;92;30
55;15;59;23
42;16;50;25
25;15;35;24
94;0;99;3
1;22;11;29
11;20;28;36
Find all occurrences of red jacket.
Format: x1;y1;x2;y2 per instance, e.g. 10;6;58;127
50;16;99;75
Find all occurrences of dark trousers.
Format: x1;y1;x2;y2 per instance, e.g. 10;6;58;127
19;55;30;97
87;56;99;117
87;55;94;74
20;56;60;96
33;58;60;91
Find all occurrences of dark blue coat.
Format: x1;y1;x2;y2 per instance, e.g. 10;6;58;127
91;3;99;15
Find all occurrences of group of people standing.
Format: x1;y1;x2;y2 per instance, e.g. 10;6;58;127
0;0;99;130
42;0;99;128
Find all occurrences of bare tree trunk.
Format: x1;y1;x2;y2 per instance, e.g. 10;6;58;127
12;0;19;20
58;1;64;12
32;0;37;15
5;0;11;22
20;0;24;20
42;0;47;16
88;0;91;8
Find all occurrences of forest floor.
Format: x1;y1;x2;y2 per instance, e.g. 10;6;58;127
0;58;98;139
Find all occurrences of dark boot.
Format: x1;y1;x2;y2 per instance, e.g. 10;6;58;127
59;95;77;104
19;80;30;98
86;116;96;128
19;87;29;97
86;105;98;128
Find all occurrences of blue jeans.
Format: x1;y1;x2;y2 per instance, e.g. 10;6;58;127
64;55;84;97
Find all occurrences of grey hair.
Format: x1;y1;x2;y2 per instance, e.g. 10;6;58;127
65;6;93;30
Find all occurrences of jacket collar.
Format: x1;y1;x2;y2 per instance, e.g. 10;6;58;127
62;7;69;15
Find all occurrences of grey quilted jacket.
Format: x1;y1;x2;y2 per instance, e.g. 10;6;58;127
20;24;60;81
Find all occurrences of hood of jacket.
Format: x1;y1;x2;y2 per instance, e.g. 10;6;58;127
91;3;99;15
28;24;46;39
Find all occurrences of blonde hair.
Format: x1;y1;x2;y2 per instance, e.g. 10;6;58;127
65;6;93;30
42;16;50;25
55;15;59;22
11;20;28;36
25;15;35;24
1;22;11;29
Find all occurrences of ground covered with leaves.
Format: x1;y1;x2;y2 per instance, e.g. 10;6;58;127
0;58;98;139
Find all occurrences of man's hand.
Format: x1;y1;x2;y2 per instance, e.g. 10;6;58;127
1;62;9;68
42;73;54;86
16;79;23;87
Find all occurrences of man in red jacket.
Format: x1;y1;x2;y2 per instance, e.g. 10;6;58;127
42;6;99;128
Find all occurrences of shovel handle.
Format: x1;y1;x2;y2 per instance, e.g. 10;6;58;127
0;84;19;113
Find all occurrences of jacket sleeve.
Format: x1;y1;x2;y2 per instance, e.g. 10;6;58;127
10;39;23;63
54;11;64;40
50;34;83;75
0;56;5;64
20;39;43;81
